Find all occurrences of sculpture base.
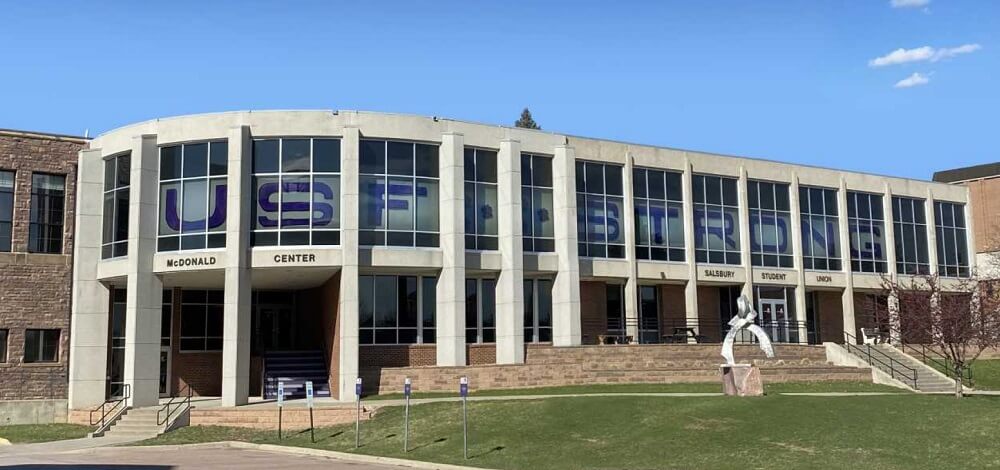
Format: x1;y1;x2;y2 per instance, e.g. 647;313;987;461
720;364;764;397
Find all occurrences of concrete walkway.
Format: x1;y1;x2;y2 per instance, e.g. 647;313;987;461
0;434;148;457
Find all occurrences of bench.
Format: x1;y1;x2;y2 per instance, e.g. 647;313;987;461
664;327;709;344
861;328;888;345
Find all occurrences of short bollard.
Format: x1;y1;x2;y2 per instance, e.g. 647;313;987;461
276;381;285;440
355;377;363;448
460;376;469;460
403;377;412;452
305;380;315;443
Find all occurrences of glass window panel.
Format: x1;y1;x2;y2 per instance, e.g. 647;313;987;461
399;276;418;328
774;184;789;211
160;146;182;180
604;165;623;196
521;155;532;186
635;200;650;245
476;150;497;183
387;141;414;175
183;143;208;178
705;177;722;205
665;172;682;201
532;156;552;187
481;280;496;328
387;177;414;230
415;144;438;177
477;184;498;236
692;176;705;203
647;170;665;200
209;142;227;176
575;162;586;192
312;175;339;229
253;140;279;173
253;176;280;230
585;163;604;194
359;176;386;230
281;139;310;172
360;140;386;174
280;176;311;229
181;179;207;233
521;187;533;238
374;276;397;327
632;169;647;198
533;189;554;238
667;203;684;248
464;182;476;235
422;277;436;328
359;276;374;328
313;139;341;173
416;179;439;232
207;178;226;232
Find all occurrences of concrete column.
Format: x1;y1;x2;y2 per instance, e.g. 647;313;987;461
925;188;940;276
789;174;809;344
681;156;699;333
68;148;112;409
837;178;857;342
962;195;977;275
737;167;753;298
221;126;251;407
495;139;525;364
338;127;361;400
436;133;466;365
123;135;162;408
882;184;901;344
552;145;582;346
622;153;639;343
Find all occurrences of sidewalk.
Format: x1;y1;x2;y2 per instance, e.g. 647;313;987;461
0;434;147;457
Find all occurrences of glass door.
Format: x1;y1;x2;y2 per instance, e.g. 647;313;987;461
638;286;660;344
256;305;297;351
159;346;171;397
758;298;790;343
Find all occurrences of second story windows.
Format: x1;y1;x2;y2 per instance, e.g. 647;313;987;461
576;161;625;258
464;148;498;250
252;138;341;246
28;173;66;254
892;196;930;275
634;168;684;262
748;180;793;268
935;201;970;277
693;174;740;265
158;142;228;252
847;192;887;273
521;153;554;252
0;171;13;252
102;153;130;259
800;186;841;271
359;139;439;247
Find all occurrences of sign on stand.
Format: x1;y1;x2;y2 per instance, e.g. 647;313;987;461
277;381;285;440
403;377;412;452
355;377;363;448
460;376;469;459
305;380;315;443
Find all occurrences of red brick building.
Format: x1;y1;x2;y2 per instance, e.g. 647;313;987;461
0;129;87;403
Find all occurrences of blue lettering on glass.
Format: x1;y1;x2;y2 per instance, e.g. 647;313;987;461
849;222;883;259
748;213;790;253
693;208;738;249
256;181;336;228
585;202;621;242
164;185;227;232
648;205;681;244
802;219;838;256
359;180;429;225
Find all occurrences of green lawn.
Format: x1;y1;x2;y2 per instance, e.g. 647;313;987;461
363;381;902;400
970;359;1000;390
131;390;1000;469
0;424;91;443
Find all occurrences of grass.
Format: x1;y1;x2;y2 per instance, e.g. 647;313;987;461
0;424;91;443
362;381;902;400
970;359;1000;390
129;386;1000;469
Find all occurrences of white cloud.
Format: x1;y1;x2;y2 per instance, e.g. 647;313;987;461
869;44;982;67
894;72;930;88
891;0;930;8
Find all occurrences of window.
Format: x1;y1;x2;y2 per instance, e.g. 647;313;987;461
0;171;13;252
466;278;496;343
693;174;741;264
359;139;439;247
634;168;684;262
102;153;131;259
934;201;970;277
892;196;930;275
523;279;553;342
252;138;341;246
179;290;223;351
24;329;60;363
0;329;7;363
359;275;436;344
606;284;625;336
108;288;126;397
747;180;793;268
464;148;498;250
638;285;660;344
576;161;625;258
162;289;173;347
521;153;555;252
800;186;841;271
29;173;65;253
158;142;228;251
847;192;887;273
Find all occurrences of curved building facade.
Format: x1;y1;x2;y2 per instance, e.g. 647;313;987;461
68;110;974;408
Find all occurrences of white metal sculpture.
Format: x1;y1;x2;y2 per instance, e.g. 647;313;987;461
721;295;775;365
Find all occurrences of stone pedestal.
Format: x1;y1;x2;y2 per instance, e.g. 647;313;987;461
720;364;764;396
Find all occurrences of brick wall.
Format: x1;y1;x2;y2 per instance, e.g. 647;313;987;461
360;345;436;368
316;272;340;399
0;130;85;400
816;291;844;343
963;177;1000;253
167;288;222;396
580;281;607;344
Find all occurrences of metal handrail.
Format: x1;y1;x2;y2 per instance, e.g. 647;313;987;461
157;384;193;426
899;342;974;388
90;383;131;428
843;332;919;389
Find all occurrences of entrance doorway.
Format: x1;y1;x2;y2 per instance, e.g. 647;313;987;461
255;304;296;351
758;298;791;343
638;285;660;344
159;345;171;397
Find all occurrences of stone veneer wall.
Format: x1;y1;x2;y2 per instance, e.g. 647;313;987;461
0;130;85;400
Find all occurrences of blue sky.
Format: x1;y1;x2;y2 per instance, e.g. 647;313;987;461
1;1;996;180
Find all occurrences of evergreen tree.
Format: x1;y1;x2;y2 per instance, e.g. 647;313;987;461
514;108;541;130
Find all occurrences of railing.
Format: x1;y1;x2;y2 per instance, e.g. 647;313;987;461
843;332;919;389
90;383;131;429
899;342;974;388
157;384;193;426
659;319;815;345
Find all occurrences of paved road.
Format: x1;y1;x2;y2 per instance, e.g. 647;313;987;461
0;444;414;469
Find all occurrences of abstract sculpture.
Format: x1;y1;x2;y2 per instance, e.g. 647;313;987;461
721;295;775;364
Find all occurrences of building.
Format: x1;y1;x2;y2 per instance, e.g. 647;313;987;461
0;129;86;421
933;163;1000;275
67;110;974;410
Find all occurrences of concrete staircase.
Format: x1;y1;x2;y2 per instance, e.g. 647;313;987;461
99;407;166;439
871;345;959;393
263;350;332;399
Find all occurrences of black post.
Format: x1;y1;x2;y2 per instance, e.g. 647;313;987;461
309;407;315;443
278;406;282;440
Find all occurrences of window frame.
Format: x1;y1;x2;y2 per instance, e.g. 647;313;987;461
523;278;553;343
358;274;437;345
747;180;793;268
28;172;66;254
157;141;228;252
692;173;742;265
102;153;131;259
466;278;497;344
178;290;224;352
0;170;14;253
575;160;626;259
464;147;499;251
23;328;60;363
358;139;440;247
521;153;555;253
633;167;685;262
891;196;930;275
847;191;887;273
0;329;8;363
799;186;842;271
934;201;970;278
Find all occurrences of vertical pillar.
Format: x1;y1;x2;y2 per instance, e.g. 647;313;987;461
837;178;857;342
737;167;753;298
925;188;940;277
962;194;977;274
622;153;639;343
552;145;582;346
339;127;361;399
221;126;251;407
882;184;901;344
123;134;162;407
789;174;809;344
437;133;466;365
496;139;525;363
681;156;700;333
68;148;112;409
